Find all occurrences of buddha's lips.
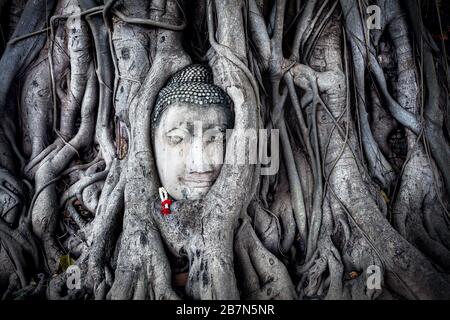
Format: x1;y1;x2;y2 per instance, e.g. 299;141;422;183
190;183;213;189
181;175;216;187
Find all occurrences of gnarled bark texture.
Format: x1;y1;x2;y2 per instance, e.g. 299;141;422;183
0;0;449;300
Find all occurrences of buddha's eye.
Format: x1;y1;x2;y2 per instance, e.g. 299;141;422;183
165;128;188;145
205;127;225;144
167;135;183;145
208;135;220;142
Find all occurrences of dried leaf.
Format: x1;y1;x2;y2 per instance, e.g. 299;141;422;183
380;190;390;204
59;254;75;272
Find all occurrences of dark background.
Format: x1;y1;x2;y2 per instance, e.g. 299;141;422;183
422;0;450;52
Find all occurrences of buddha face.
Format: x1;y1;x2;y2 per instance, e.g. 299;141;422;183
153;102;230;200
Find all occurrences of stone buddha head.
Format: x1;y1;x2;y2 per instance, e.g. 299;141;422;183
152;64;234;200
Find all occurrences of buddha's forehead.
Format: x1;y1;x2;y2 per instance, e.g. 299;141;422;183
157;102;229;130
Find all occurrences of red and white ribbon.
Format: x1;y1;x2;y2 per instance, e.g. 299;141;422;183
159;187;172;215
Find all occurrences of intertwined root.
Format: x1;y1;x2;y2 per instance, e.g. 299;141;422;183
0;0;449;300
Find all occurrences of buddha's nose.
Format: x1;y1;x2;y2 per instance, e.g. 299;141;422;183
186;136;204;172
186;122;209;173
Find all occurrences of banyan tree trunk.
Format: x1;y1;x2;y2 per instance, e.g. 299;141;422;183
0;0;449;300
